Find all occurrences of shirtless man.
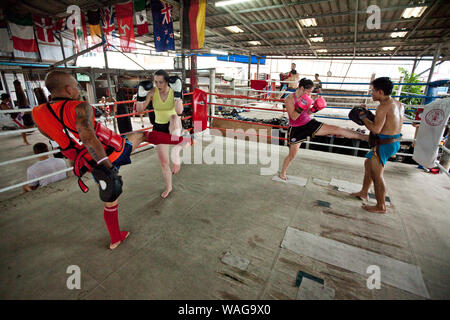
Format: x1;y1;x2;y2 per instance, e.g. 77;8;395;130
350;77;404;214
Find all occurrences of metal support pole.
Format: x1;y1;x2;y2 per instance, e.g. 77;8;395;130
231;78;236;107
89;70;97;103
411;58;418;75
396;76;404;99
426;44;441;85
1;71;12;102
256;57;260;79
103;48;118;133
180;1;186;86
365;73;375;104
209;69;216;119
190;54;198;90
247;53;251;87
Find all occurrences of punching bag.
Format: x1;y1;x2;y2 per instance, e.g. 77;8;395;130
13;79;34;127
116;89;132;134
34;87;48;104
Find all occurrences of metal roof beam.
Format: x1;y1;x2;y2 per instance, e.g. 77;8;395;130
280;0;317;57
253;39;443;51
208;0;330;18
208;1;431;18
245;37;443;49
392;0;442;57
209;2;435;29
217;5;286;57
226;28;449;44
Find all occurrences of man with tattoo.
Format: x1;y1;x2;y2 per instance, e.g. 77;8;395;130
32;71;190;250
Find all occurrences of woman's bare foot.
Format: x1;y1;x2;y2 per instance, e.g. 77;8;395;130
350;191;369;201
109;231;130;250
362;204;386;214
161;187;172;199
279;172;287;181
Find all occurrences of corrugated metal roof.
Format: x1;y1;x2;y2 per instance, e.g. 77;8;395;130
3;0;449;59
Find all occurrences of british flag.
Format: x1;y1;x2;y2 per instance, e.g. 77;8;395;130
100;6;115;50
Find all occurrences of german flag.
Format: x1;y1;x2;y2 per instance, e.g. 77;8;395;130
182;0;206;50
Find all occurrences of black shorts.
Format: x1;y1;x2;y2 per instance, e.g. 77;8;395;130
153;122;170;134
287;119;323;145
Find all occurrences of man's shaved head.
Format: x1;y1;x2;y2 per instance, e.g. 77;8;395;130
45;71;80;100
45;71;76;92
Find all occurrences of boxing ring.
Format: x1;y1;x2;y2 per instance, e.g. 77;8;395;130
0;87;449;300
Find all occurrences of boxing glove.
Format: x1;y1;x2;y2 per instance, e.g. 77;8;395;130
168;76;182;100
295;94;313;114
311;96;327;113
348;106;375;125
136;80;153;112
137;80;153;102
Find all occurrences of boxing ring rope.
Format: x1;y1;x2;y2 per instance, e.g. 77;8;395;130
0;98;194;192
0;167;74;194
204;90;444;159
207;116;415;157
1;86;447;194
207;92;421;125
0;135;168;194
232;87;442;100
232;88;426;109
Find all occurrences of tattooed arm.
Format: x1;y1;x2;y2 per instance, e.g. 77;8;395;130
75;102;113;168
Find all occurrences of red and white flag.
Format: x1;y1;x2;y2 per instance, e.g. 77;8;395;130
33;15;55;44
115;1;136;53
9;14;38;52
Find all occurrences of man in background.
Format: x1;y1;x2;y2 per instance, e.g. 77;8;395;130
22;142;68;192
313;73;322;93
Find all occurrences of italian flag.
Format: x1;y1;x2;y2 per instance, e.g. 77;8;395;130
9;14;38;52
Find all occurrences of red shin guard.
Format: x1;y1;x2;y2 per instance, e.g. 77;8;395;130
103;204;127;244
144;130;191;145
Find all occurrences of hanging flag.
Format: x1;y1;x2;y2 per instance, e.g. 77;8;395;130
134;0;149;36
151;0;174;52
87;9;102;39
115;1;136;53
87;9;102;52
0;9;13;53
54;17;67;33
33;15;55;44
100;6;115;50
182;0;206;50
8;13;38;52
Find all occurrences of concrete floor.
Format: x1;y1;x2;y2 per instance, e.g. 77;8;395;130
0;131;449;300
